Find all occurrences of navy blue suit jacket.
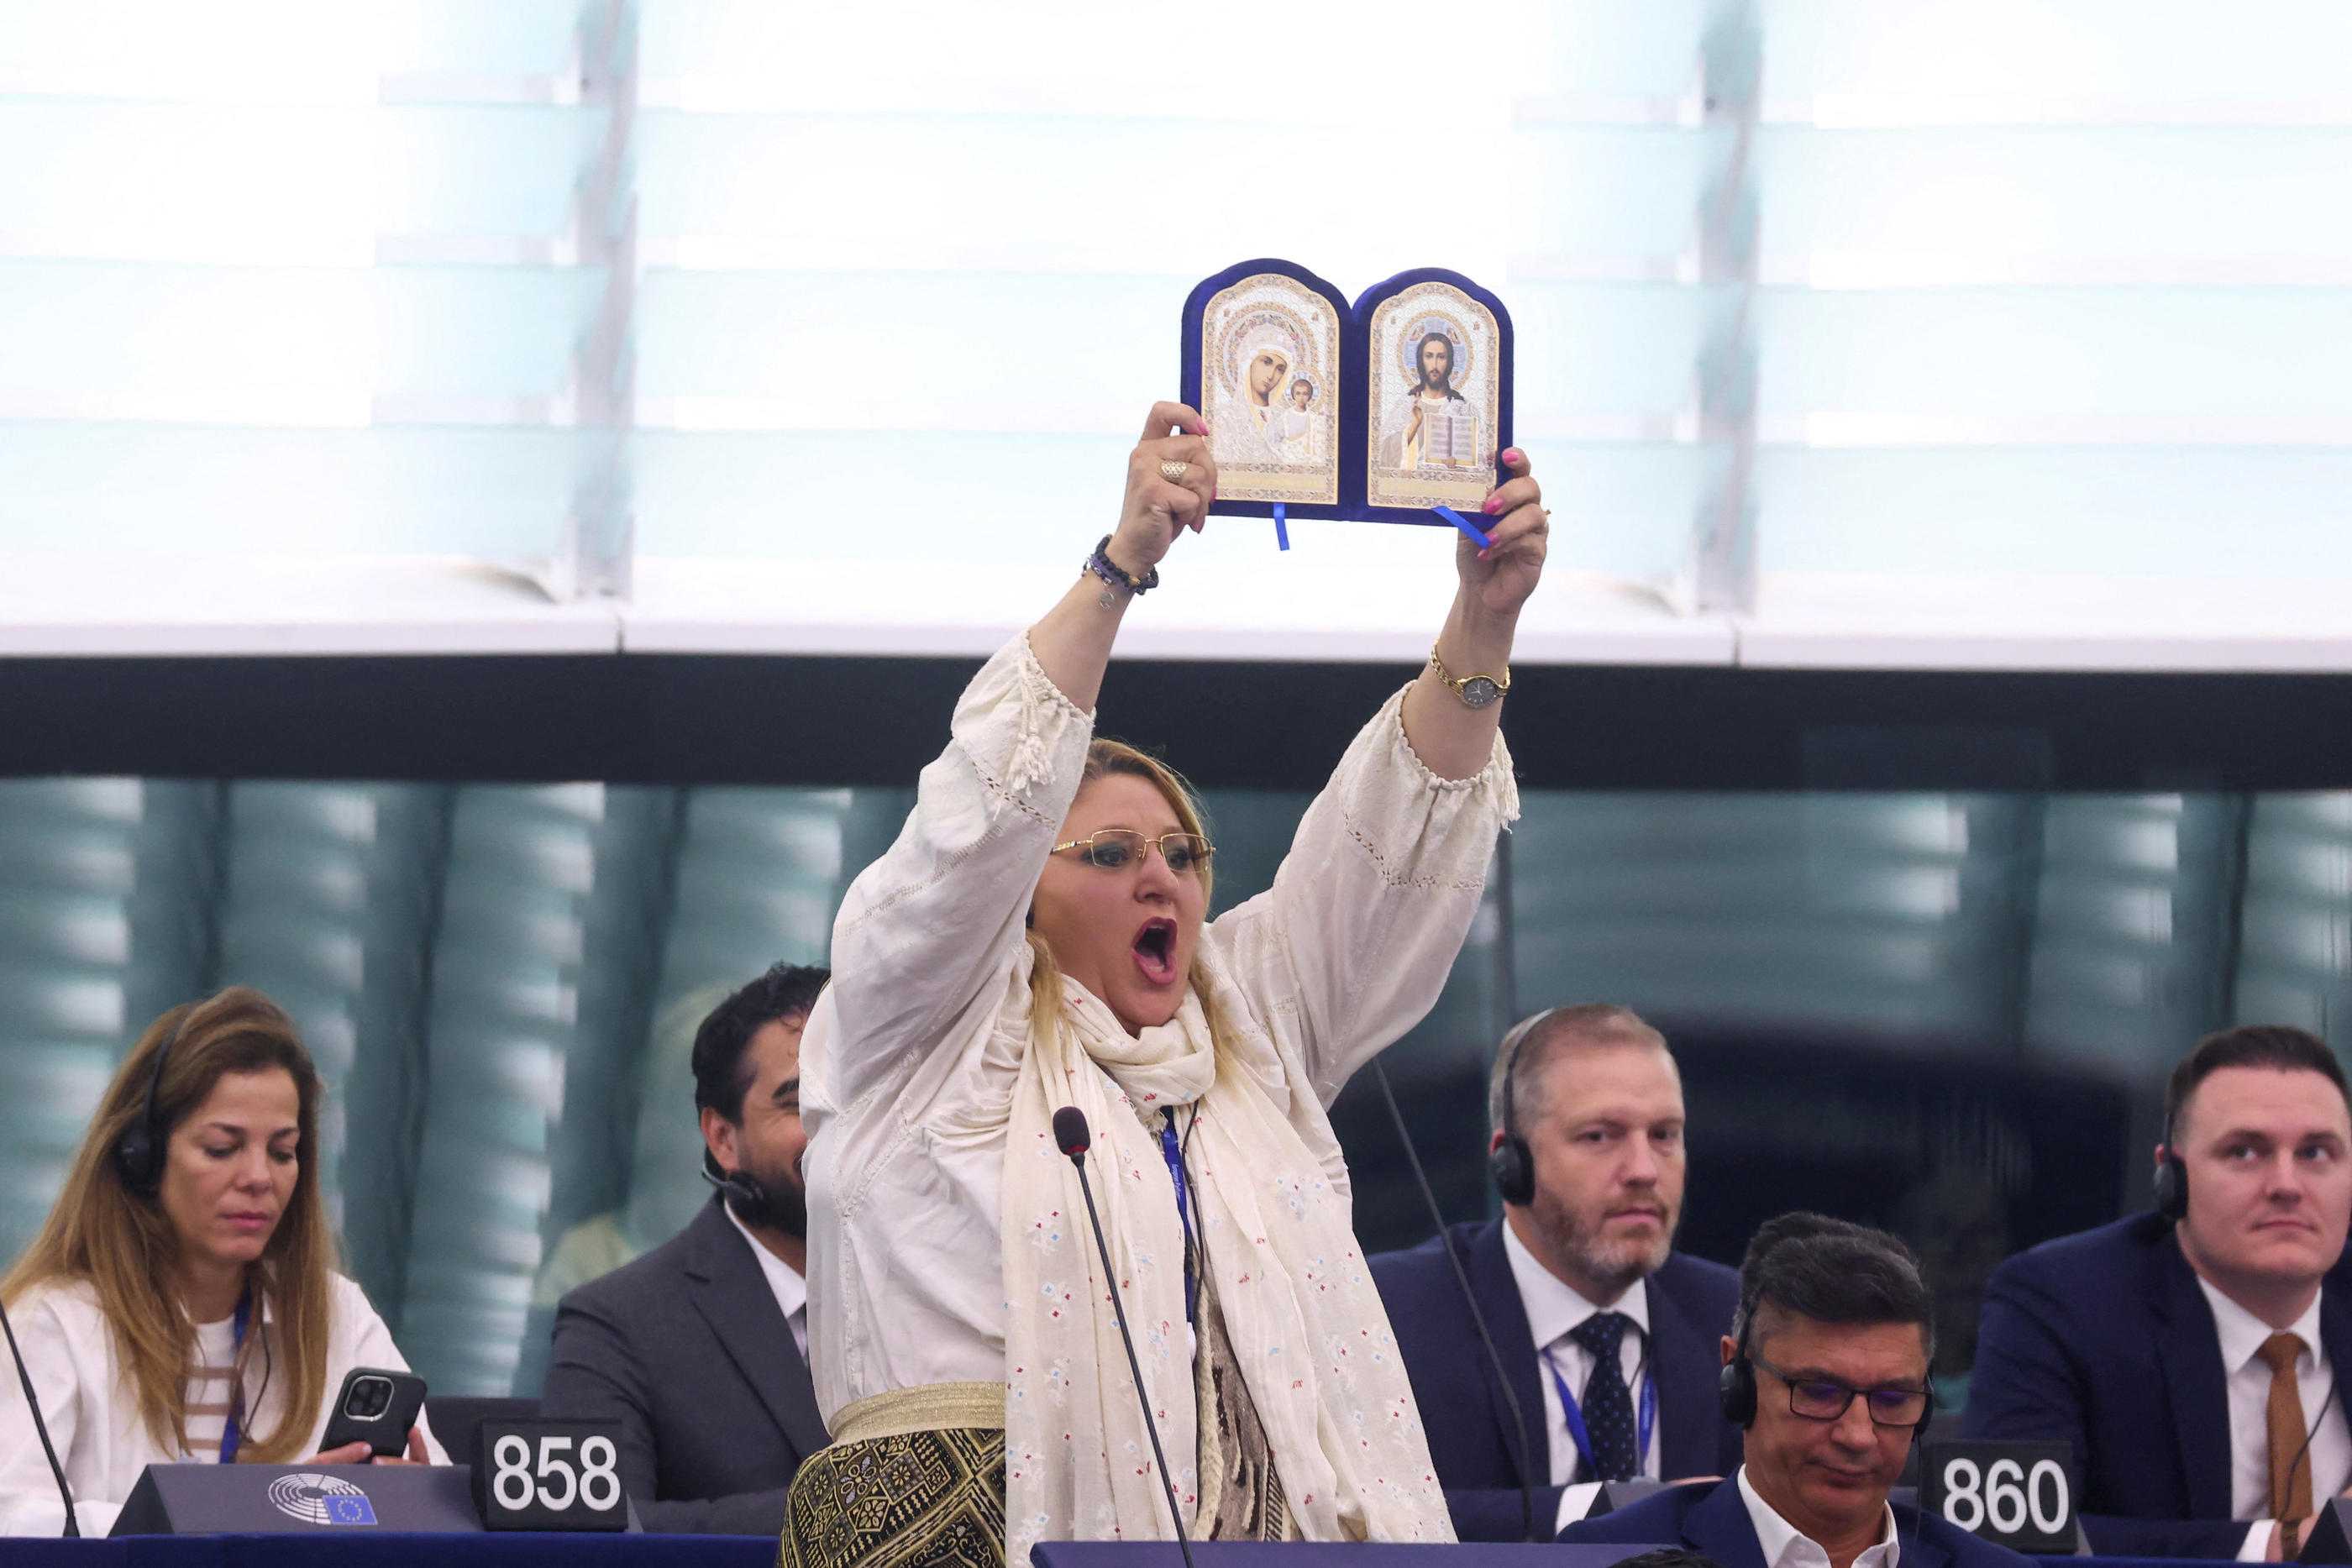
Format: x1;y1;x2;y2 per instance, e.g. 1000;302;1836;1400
1963;1209;2352;1559
1560;1476;2032;1568
1371;1219;1742;1542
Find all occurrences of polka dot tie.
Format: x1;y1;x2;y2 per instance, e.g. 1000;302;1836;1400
1567;1312;1641;1482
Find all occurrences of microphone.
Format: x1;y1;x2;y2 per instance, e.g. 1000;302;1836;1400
1053;1107;1199;1568
0;1294;77;1535
1369;1057;1541;1543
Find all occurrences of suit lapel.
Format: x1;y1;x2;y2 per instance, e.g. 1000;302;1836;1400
1682;1477;1770;1568
2152;1231;2234;1520
1466;1221;1551;1487
2321;1283;2352;1488
684;1198;832;1461
1646;1263;1718;1480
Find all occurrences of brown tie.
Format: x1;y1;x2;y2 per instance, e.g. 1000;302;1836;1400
2258;1332;2314;1553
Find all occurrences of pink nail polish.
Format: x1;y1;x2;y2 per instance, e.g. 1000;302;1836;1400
1503;448;1524;464
1482;495;1501;515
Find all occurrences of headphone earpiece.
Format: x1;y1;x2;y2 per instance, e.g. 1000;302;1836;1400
1488;1009;1554;1209
1488;1138;1535;1209
2153;1143;2189;1222
112;1009;192;1198
112;1124;160;1196
1718;1356;1757;1428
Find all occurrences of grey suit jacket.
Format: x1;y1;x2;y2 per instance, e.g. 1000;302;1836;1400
541;1193;829;1534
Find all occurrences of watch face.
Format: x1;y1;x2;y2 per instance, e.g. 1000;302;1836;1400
1460;676;1501;709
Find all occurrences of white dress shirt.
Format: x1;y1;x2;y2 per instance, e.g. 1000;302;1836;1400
2195;1276;2352;1560
722;1198;811;1363
1500;1221;1658;1532
0;1274;447;1536
1739;1464;1901;1568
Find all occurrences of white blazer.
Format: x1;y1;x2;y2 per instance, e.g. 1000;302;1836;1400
0;1273;447;1536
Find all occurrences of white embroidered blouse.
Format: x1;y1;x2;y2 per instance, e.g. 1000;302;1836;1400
801;632;1518;1424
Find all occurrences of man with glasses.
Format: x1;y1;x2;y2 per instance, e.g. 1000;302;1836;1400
1564;1214;2029;1568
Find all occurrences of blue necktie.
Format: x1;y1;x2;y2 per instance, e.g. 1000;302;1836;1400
1568;1312;1641;1481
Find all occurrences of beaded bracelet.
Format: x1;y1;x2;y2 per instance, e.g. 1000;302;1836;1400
1085;535;1158;599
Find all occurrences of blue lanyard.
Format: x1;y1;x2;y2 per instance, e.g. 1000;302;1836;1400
1157;1114;1195;1326
1541;1340;1656;1483
217;1292;251;1466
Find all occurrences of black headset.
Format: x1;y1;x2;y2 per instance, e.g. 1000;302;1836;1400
1717;1303;1935;1440
701;1148;769;1213
1487;1009;1556;1208
2153;1109;2190;1222
111;1008;195;1197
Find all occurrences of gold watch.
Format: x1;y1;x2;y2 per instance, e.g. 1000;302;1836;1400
1430;642;1510;709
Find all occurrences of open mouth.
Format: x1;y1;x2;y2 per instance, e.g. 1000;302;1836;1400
1131;919;1179;985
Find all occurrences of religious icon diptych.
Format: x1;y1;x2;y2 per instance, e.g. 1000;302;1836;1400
1180;260;1512;527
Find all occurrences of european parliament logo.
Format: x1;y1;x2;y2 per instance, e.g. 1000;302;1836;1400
267;1471;380;1526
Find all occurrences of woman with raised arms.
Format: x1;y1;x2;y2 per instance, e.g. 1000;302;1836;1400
788;403;1548;1568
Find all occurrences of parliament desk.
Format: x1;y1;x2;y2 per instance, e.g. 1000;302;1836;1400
0;1547;2242;1568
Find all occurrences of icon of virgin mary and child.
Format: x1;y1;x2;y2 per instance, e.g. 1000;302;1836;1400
1211;315;1326;468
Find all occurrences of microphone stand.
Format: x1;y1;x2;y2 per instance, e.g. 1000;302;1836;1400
1059;1112;1200;1568
1371;1057;1541;1543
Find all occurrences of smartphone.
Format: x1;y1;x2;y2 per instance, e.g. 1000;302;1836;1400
319;1366;428;1459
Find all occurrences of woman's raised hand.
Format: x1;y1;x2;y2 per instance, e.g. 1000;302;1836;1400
1107;402;1218;579
1458;448;1548;618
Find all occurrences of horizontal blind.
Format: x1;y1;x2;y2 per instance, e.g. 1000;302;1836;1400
4;1;2349;623
0;1;620;572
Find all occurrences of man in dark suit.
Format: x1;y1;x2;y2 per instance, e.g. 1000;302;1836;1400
542;964;832;1534
1565;1214;2029;1568
1373;1006;1740;1541
1964;1025;2352;1559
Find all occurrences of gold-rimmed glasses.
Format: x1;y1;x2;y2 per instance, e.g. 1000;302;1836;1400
1048;829;1215;876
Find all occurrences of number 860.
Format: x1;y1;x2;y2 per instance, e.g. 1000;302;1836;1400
1941;1455;2068;1535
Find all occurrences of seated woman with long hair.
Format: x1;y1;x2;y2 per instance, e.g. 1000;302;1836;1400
0;987;443;1534
787;403;1548;1566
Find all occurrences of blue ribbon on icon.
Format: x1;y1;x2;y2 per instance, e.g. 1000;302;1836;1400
1433;506;1492;549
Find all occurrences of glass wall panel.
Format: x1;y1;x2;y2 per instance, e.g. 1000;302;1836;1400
0;780;218;1261
0;778;2343;1400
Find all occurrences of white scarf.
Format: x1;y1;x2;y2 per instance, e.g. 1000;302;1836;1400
1000;947;1452;1562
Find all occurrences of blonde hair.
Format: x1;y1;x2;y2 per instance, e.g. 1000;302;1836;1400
1027;739;1241;1055
3;987;334;1462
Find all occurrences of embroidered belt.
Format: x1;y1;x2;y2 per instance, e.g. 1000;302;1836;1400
827;1380;1006;1445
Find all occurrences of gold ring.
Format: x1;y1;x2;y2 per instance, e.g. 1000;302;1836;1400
1158;460;1190;485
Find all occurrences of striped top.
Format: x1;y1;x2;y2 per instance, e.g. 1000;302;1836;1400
181;1317;239;1460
